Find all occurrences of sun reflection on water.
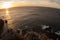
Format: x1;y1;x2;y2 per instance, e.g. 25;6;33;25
6;10;9;15
5;9;15;29
6;9;11;20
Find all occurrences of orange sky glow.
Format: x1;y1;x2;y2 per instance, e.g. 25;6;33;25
0;1;60;9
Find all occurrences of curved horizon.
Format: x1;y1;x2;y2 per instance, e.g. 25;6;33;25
0;0;60;9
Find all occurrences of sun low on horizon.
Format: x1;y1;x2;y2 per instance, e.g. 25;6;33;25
2;2;12;9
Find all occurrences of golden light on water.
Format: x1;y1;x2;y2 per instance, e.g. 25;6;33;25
6;10;9;15
2;2;12;8
5;9;11;20
5;9;15;29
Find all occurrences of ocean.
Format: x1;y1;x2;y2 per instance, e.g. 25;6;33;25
0;6;60;32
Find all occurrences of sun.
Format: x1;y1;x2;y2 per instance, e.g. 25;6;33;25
2;2;12;8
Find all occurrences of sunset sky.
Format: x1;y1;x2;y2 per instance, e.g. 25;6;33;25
0;0;60;9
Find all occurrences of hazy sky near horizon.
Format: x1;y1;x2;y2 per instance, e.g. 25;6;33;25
0;0;60;9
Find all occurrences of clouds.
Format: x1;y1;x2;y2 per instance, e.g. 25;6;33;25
50;0;60;4
0;0;60;9
0;0;60;5
0;0;60;4
15;0;60;4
